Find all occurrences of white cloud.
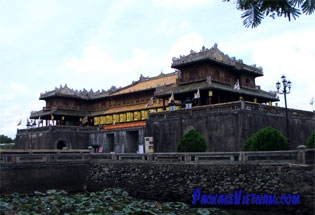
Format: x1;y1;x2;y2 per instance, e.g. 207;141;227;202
155;20;191;35
0;93;16;101
0;83;44;138
153;0;210;8
180;21;191;30
90;0;131;44
61;45;170;90
28;100;45;112
10;82;32;96
0;103;27;139
169;33;205;58
64;46;113;74
252;29;315;111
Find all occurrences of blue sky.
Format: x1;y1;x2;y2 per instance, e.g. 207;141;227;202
1;0;314;138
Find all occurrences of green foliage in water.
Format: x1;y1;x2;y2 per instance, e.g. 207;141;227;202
0;188;229;215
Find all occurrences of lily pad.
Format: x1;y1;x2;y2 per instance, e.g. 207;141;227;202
197;208;211;215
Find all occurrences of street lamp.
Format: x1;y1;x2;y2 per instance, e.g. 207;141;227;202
185;97;192;110
276;75;292;149
168;100;176;111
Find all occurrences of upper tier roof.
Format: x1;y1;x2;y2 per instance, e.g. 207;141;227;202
171;43;263;77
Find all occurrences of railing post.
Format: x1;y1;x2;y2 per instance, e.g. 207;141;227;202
297;145;306;164
241;101;245;109
239;152;245;162
111;153;116;161
184;153;191;162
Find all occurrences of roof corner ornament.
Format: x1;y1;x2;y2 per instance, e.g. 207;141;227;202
172;57;179;62
139;74;146;81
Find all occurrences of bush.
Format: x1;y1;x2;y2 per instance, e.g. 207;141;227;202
243;136;254;151
306;130;315;148
177;129;207;152
243;126;288;151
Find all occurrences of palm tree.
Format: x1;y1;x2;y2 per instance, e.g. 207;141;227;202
225;0;315;28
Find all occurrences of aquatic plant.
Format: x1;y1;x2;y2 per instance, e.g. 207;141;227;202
0;188;228;215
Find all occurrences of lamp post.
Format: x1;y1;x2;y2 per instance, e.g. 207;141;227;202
168;100;176;111
276;75;292;149
185;97;192;110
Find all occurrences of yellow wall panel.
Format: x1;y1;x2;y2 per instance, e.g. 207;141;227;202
134;111;140;121
149;109;156;113
94;117;100;125
106;115;113;124
100;116;106;125
141;110;148;120
120;113;126;122
157;108;164;112
113;114;119;124
126;112;134;122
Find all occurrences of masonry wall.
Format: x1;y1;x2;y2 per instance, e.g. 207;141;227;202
0;162;89;194
87;160;315;213
15;103;314;153
146;103;315;152
15;126;96;149
89;127;145;153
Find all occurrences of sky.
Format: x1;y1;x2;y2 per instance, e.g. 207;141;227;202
1;0;315;139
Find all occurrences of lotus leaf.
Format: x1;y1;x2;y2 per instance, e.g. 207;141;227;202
46;189;56;195
197;208;211;215
0;188;285;214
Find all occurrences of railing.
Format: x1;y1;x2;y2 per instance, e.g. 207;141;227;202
16;125;98;134
149;101;315;119
0;150;90;164
1;149;314;165
43;106;90;111
91;149;315;165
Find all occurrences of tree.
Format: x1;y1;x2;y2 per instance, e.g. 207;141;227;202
177;129;208;152
0;135;14;143
306;130;315;148
243;126;288;151
224;0;315;28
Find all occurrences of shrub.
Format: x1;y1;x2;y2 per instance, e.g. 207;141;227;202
243;126;288;151
177;129;207;152
306;130;315;149
243;136;254;151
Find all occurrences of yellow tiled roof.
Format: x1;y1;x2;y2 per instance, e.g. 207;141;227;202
103;101;167;115
112;74;178;95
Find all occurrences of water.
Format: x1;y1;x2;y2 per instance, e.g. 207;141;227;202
0;188;312;215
